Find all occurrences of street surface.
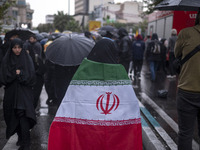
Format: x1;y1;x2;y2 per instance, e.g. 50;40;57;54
0;61;199;150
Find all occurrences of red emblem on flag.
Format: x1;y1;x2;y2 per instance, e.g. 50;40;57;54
96;92;120;115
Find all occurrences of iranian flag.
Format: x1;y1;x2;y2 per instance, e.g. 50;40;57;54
48;59;142;150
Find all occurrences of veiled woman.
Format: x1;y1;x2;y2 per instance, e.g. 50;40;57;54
48;39;142;150
0;38;36;150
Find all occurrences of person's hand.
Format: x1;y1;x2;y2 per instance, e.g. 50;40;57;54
16;69;20;75
26;50;29;54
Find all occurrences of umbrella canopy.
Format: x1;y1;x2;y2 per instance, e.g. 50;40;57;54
99;25;117;32
51;32;65;39
5;28;35;41
98;25;118;37
45;34;95;66
154;0;200;11
62;30;72;34
35;33;44;41
40;32;49;38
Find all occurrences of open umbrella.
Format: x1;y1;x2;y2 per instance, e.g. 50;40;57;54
40;32;49;38
154;0;200;11
99;25;117;32
5;28;35;41
45;34;95;66
98;25;118;37
35;33;44;41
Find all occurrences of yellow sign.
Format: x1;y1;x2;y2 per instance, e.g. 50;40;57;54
89;21;101;32
54;29;60;33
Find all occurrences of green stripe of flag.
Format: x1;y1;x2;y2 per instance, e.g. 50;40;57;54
72;58;129;81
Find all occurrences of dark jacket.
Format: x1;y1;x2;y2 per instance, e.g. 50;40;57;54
168;36;177;52
146;40;162;61
132;40;145;60
117;28;132;62
146;34;162;62
24;41;46;76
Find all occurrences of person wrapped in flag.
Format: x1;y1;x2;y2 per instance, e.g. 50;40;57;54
48;39;143;150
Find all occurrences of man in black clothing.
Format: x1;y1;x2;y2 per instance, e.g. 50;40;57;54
24;35;45;109
117;28;132;73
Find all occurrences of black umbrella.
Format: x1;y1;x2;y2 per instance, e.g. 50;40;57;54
45;34;95;66
98;25;118;37
51;32;65;39
35;33;44;41
5;28;35;41
154;0;200;11
40;32;49;38
99;25;117;32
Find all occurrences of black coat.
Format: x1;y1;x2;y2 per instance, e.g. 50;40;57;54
1;38;36;139
54;65;79;105
24;41;46;76
87;38;119;64
146;40;162;62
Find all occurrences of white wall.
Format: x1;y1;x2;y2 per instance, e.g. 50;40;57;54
147;15;173;40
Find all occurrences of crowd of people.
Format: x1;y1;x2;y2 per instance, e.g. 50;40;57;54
0;27;144;150
0;27;175;150
0;20;199;149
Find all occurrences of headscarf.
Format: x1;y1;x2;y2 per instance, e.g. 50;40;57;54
87;39;119;64
1;38;35;85
136;34;143;41
151;33;159;40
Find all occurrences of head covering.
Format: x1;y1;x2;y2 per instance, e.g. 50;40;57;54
10;37;23;49
171;29;177;36
160;38;166;45
136;34;143;41
1;38;35;85
151;33;158;40
87;39;118;64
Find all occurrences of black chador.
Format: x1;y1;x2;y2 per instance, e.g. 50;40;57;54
87;38;119;64
0;38;36;149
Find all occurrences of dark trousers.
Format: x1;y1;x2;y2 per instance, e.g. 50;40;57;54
149;61;159;81
54;65;79;106
177;88;200;150
119;60;130;73
133;59;143;77
16;114;31;147
169;52;175;76
44;68;57;101
33;75;44;108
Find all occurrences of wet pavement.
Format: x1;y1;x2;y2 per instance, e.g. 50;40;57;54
0;60;199;150
0;86;58;150
133;61;200;149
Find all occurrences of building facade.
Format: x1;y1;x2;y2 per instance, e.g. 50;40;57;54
46;15;54;24
74;0;143;30
95;1;143;24
2;0;34;30
74;0;114;29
